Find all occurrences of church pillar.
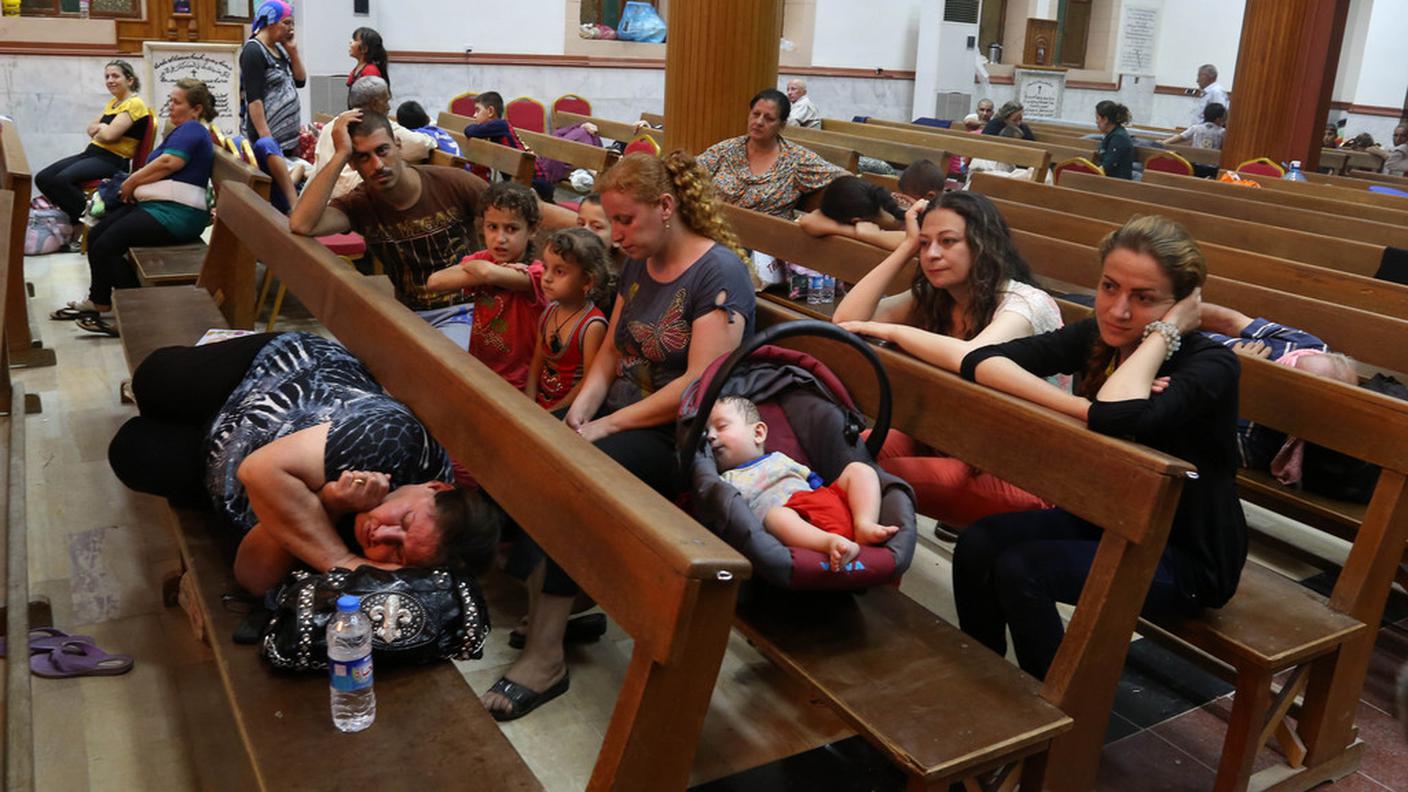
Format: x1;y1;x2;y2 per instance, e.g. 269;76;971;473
1221;0;1350;172
663;0;784;155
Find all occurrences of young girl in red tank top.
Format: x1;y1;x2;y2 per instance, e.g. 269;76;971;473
526;227;614;411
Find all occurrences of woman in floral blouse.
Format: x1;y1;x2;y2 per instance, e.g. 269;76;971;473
695;88;847;217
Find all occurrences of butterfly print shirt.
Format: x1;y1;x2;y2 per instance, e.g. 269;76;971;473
607;245;756;412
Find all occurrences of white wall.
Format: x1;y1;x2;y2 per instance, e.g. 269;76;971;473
1149;0;1242;89
811;0;923;71
379;0;566;57
1341;0;1407;109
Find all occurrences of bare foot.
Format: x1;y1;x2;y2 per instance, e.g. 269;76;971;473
481;651;567;717
827;536;862;571
854;521;900;545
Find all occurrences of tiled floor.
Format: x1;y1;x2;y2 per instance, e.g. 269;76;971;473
15;249;1408;791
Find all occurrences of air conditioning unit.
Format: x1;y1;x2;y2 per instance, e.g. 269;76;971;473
912;0;981;122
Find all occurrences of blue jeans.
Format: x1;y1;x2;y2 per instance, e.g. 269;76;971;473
953;508;1196;678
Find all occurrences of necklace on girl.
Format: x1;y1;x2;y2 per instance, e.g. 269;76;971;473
547;303;587;354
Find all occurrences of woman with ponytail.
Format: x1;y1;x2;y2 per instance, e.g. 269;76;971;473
1095;100;1135;179
481;151;756;722
953;215;1245;679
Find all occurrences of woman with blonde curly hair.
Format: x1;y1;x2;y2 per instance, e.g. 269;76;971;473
481;150;756;722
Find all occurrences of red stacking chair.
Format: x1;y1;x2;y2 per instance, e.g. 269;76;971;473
448;91;479;117
1051;156;1103;185
1143;151;1194;176
1236;157;1285;178
505;96;548;134
624;134;661;157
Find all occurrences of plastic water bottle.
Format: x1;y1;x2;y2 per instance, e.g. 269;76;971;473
807;274;824;305
819;275;835;304
328;594;375;732
1283;160;1307;182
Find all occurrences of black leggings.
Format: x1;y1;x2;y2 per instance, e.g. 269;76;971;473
86;202;182;305
108;333;279;505
514;421;679;597
35;145;127;224
952;508;1196;679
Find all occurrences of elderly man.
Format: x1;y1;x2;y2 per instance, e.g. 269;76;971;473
109;332;503;594
976;97;995;126
1191;64;1230;127
312;75;435;198
785;78;821;128
1367;124;1408;176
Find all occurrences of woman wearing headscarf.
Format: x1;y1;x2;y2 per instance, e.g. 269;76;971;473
240;0;307;157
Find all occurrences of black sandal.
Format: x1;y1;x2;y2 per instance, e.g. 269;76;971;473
75;314;120;337
50;302;98;320
508;612;606;650
485;672;570;722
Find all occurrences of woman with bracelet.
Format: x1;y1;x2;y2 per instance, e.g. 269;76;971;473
953;215;1245;679
35;60;150;231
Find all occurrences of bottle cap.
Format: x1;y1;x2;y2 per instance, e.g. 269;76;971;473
336;594;361;612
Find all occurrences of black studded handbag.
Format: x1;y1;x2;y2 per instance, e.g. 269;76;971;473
259;565;490;672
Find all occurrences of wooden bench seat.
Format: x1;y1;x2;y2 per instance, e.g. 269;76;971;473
1140;170;1408;226
552;109;644;143
1239;171;1408;211
736;585;1071;785
439;110;621;176
784;124;954;178
112;285;230;372
0;120;56;373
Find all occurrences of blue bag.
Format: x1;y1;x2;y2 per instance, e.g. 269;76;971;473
617;1;666;43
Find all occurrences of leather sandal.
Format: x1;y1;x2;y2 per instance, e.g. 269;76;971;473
485;672;570;722
76;314;120;337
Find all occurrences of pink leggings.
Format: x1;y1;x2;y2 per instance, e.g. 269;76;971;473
875;430;1050;528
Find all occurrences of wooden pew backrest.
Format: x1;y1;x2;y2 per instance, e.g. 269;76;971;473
553;109;641;143
821;118;1048;179
1140;170;1408;226
440;130;537;186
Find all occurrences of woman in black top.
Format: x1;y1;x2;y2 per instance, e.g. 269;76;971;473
954;215;1245;678
1096;100;1135;179
980;101;1035;140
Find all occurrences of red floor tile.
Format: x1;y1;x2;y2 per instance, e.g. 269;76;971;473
1362;623;1408;717
1096;730;1217;791
1317;771;1392;790
1150;694;1284;777
1349;701;1408;790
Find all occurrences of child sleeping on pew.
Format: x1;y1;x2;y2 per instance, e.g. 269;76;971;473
525;228;612;411
707;396;899;571
426;181;546;392
797;160;947;251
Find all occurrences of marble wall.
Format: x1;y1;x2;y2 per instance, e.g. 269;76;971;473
0;55;132;179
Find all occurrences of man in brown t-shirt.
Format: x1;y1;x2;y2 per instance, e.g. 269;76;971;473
290;109;486;313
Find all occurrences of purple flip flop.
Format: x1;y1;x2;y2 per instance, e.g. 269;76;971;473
0;627;95;658
30;639;134;678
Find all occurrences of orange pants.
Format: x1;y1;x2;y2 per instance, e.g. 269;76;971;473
875;430;1050;528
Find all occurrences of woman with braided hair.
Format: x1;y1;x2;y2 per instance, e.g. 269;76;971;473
481;151;756;721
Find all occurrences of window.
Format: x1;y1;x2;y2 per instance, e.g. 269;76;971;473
216;0;250;22
19;0;141;18
579;0;667;40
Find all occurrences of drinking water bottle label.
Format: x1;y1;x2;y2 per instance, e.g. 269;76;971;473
330;654;373;692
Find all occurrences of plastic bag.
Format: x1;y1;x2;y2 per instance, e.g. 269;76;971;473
617;1;666;43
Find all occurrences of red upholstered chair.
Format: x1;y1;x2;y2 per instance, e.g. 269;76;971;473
623;134;661;157
1143;151;1194;176
1237;157;1285;178
505;96;548;134
449;91;479;117
551;94;592;128
1051;157;1104;185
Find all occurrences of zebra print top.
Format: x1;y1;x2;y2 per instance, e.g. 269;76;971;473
204;332;452;533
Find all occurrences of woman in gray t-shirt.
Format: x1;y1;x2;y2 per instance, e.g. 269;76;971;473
482;151;756;722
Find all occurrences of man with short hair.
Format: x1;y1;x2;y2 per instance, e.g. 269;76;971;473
109;332;504;594
1367;124;1408;176
1191;64;1229;127
293;109;483;338
975;98;995;125
312;76;435;199
785;79;821;128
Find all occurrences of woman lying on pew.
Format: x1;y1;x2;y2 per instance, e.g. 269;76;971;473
954;215;1246;679
35;60;150;231
481;151;756;721
108;332;502;594
695;88;847;218
51;78;218;336
834;192;1062;528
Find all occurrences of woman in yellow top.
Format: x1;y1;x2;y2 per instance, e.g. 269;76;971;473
35;60;151;227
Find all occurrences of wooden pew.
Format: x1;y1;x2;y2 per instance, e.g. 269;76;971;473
438;129;537;186
1348;169;1408;186
1236;171;1408;212
552;110;644;144
988;120;1223;169
1057;171;1408;250
438;110;620;182
146;181;751;790
0;120;56;378
639;111;664;128
782;124;955;177
0;188;38;792
812;119;1050;180
727;204;1408;791
126;147;272;293
969;173;1388;280
988;198;1408;321
1306;169;1408;190
726;204;1196;792
1140;170;1408;226
848;116;1109;172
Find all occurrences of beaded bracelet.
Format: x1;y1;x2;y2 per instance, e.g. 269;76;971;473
1142;320;1181;361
